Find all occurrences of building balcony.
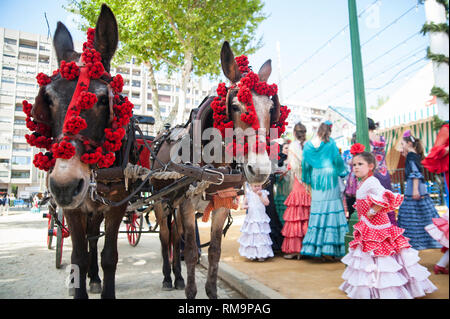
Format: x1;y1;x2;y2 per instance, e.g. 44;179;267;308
10;177;32;184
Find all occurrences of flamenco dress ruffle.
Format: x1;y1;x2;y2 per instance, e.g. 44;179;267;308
238;195;274;259
425;212;449;251
300;174;348;257
340;246;437;299
281;178;311;254
340;191;437;298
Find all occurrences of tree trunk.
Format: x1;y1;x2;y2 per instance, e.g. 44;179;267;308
145;61;163;133
176;49;193;124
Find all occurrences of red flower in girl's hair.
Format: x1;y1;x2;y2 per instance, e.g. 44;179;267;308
350;143;365;155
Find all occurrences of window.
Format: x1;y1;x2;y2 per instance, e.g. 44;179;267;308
0;159;9;163
133;104;141;110
131;92;140;99
11;156;31;165
158;95;171;103
14;119;26;125
0;117;11;123
0;172;9;177
2;66;15;71
147;93;152;100
132;80;141;87
147;104;152;111
11;170;30;178
0;144;10;151
158;84;172;91
13;143;30;152
4;38;17;45
1;77;14;84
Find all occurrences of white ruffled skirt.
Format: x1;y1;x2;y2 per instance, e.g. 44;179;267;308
238;209;274;259
339;246;437;299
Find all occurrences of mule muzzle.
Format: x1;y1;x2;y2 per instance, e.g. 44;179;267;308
49;177;88;209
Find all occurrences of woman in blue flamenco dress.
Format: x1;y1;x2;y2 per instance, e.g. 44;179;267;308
397;130;442;250
300;121;349;260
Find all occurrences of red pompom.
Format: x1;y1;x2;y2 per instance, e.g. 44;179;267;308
36;73;51;86
52;141;76;159
216;82;228;97
97;152;115;168
77;91;98;110
33;152;55;171
81;147;103;165
81;48;102;65
110;74;124;93
60;61;80;80
87;61;105;79
63;116;87;135
22;100;33;117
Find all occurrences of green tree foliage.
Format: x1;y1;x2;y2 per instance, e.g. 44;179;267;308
66;0;267;130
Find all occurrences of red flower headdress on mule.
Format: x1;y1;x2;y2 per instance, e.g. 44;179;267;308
211;55;290;159
23;28;131;171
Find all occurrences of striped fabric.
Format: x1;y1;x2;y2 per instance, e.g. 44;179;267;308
378;117;438;171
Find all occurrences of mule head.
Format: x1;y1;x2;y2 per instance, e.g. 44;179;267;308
220;42;280;185
43;4;118;209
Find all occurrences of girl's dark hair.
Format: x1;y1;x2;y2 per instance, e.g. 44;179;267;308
403;135;425;159
317;122;331;143
367;117;379;131
353;151;377;170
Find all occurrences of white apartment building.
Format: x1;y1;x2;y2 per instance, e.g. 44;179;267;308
0;27;213;198
285;103;327;137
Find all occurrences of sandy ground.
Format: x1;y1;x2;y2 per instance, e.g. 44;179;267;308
0;210;243;299
198;209;450;299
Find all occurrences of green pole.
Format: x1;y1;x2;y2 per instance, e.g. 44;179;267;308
344;0;370;253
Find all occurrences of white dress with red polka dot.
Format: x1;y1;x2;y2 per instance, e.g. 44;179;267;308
339;176;437;299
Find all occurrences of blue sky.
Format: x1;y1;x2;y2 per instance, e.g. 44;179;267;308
0;0;430;110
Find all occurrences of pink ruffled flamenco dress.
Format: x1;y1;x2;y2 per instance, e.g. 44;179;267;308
340;176;437;299
281;176;311;254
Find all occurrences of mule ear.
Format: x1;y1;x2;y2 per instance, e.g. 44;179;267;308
31;86;52;124
53;22;77;64
220;41;241;84
270;94;281;124
94;4;118;73
258;59;272;82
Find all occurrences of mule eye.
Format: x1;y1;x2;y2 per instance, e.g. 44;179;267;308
98;95;108;105
231;105;241;112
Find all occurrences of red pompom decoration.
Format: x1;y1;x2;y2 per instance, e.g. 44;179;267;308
81;147;103;165
22;100;33;117
36;73;51;86
63;116;87;135
350;143;366;155
60;61;80;80
86;61;105;79
81;48;102;64
77;91;98;110
110;74;124;93
25;27;134;171
33;152;55;171
52;140;76;159
97;152;115;168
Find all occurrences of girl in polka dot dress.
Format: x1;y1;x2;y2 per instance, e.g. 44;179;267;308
339;144;437;299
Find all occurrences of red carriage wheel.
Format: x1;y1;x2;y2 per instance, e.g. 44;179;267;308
55;208;66;269
46;208;55;249
126;212;143;247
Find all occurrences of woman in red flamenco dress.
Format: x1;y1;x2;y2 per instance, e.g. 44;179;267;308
281;124;311;259
340;144;437;299
422;123;449;199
